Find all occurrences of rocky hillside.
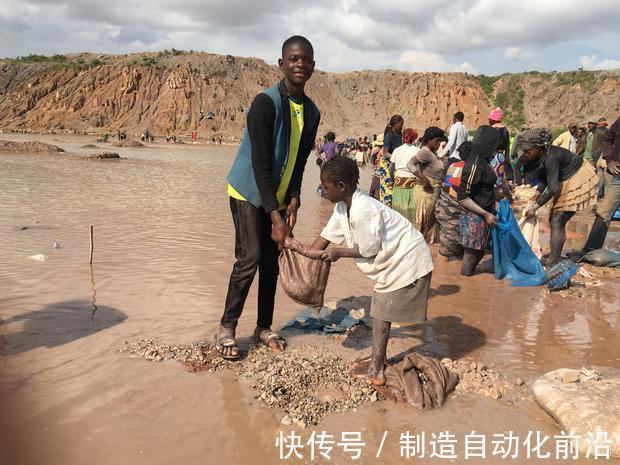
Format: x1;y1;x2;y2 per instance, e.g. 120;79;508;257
0;51;619;139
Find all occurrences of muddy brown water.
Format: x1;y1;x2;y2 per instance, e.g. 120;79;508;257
1;134;618;465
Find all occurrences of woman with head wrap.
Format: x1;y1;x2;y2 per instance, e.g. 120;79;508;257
457;126;501;276
516;128;598;267
378;115;404;207
435;141;472;259
390;128;419;223
407;127;447;242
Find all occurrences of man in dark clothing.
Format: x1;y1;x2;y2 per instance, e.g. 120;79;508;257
591;118;609;163
578;116;620;254
216;36;320;359
592;118;610;199
575;127;587;158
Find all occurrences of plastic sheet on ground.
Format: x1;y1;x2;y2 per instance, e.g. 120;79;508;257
492;199;547;286
282;306;363;334
546;259;580;290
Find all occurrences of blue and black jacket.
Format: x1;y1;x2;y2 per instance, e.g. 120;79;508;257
227;79;321;212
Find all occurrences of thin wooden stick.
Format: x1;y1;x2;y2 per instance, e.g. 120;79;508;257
89;224;94;264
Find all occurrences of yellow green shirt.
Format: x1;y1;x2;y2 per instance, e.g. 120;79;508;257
228;97;304;210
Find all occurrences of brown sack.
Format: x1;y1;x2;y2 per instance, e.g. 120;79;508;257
375;353;458;410
278;248;331;308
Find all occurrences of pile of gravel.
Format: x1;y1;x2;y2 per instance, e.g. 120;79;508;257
238;346;377;427
119;338;232;372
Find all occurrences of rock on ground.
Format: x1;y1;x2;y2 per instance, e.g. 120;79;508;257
84;152;124;160
441;358;524;402
532;368;620;457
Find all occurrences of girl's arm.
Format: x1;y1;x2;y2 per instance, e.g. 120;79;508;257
311;236;330;251
283;236;331;260
321;245;362;262
311;238;363;262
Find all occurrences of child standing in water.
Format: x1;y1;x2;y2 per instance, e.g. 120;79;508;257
290;157;434;385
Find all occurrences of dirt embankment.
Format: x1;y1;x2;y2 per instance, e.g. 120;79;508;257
1;52;619;139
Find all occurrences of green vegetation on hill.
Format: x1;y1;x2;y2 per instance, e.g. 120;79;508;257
475;69;610;130
476;74;525;129
555;70;597;91
495;75;526;129
7;54;67;63
0;52;167;71
477;74;501;100
157;48;184;57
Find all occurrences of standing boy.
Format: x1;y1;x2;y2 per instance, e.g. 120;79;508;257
216;36;320;359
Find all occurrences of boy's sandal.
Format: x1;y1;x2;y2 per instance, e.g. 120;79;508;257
214;333;241;360
254;328;287;352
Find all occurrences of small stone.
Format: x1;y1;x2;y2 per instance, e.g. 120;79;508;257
561;370;581;384
470;362;478;371
281;415;292;425
515;378;525;386
489;387;503;399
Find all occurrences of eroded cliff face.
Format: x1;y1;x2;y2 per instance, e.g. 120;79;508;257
0;52;619;139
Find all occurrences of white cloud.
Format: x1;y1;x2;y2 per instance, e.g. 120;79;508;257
504;47;537;61
399;50;477;74
579;54;620;71
1;0;620;74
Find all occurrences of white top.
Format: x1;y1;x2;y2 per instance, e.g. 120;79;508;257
391;143;420;178
440;121;469;159
321;189;434;293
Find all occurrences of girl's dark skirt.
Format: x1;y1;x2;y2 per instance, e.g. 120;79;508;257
370;272;432;323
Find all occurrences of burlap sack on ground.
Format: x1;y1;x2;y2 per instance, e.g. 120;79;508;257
279;248;331;308
376;353;458;410
532;368;620;457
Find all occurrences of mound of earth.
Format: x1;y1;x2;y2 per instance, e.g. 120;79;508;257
1;52;620;138
113;140;144;148
0;139;64;153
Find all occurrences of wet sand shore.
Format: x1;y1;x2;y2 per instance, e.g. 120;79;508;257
1;134;618;464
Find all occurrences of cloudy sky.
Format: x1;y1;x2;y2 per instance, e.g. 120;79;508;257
2;0;620;75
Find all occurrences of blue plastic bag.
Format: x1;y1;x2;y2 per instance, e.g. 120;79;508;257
491;200;547;286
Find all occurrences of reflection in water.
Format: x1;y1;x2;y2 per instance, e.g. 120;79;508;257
89;264;98;319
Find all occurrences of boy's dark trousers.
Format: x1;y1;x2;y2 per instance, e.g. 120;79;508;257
221;197;280;329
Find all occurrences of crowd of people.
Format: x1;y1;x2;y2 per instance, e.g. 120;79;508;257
316;109;618;276
216;34;619;386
